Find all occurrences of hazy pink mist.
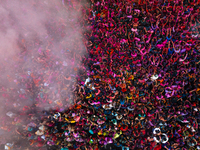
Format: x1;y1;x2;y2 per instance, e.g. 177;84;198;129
0;0;89;149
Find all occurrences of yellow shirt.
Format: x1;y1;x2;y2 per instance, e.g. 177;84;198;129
113;130;122;139
65;118;76;123
98;130;103;135
86;94;92;99
126;95;132;100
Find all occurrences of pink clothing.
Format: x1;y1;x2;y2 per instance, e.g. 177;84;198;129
157;40;167;49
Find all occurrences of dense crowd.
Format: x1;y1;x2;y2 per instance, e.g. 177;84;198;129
1;0;200;150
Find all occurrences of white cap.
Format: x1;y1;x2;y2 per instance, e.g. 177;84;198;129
153;128;161;134
151;74;158;81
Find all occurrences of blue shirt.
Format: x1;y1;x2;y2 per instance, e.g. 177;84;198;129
104;110;111;115
166;36;172;42
120;99;125;105
89;129;94;134
168;48;174;55
115;143;122;147
28;127;33;131
61;148;69;150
